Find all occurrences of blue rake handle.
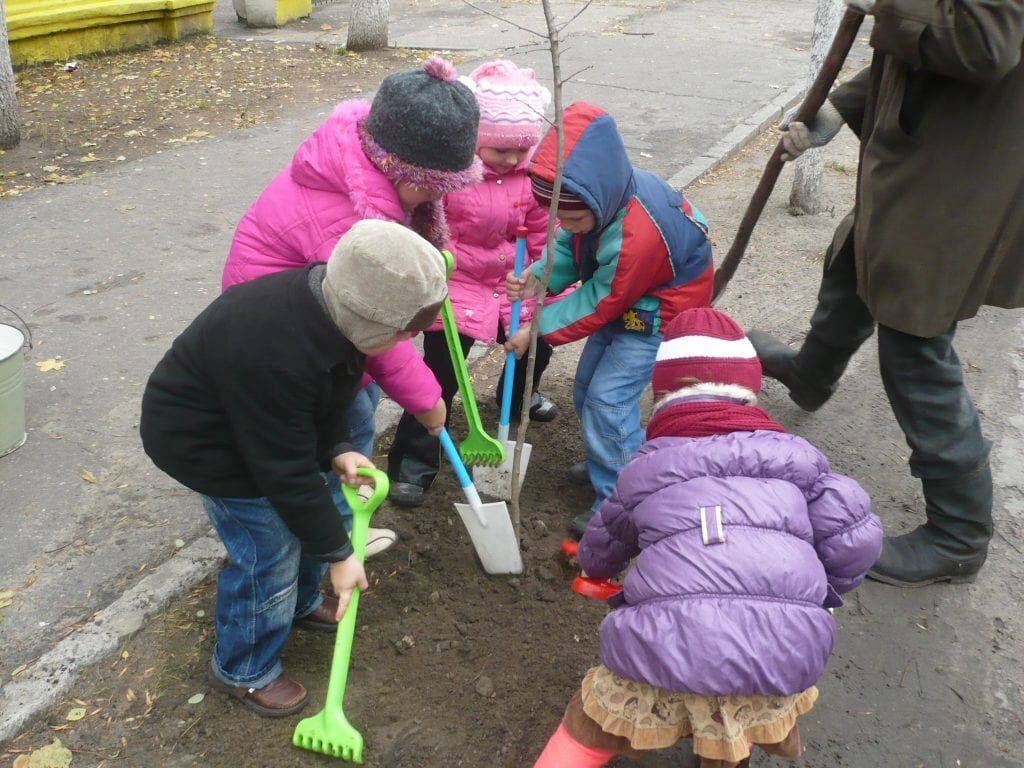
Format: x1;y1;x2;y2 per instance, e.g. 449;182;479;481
498;227;529;442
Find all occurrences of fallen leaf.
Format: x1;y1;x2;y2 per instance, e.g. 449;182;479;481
320;23;333;30
79;470;99;485
66;707;86;721
187;693;205;705
13;755;29;768
23;739;72;768
126;688;136;702
79;153;100;163
35;359;65;372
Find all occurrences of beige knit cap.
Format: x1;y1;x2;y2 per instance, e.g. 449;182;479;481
323;220;448;350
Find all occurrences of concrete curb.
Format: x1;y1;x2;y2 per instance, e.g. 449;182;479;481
0;537;225;743
666;84;805;191
0;81;807;743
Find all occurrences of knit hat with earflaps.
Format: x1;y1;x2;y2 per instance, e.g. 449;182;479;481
322;220;448;350
361;56;483;193
461;60;551;149
651;307;763;407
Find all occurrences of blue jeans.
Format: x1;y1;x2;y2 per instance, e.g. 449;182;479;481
202;384;380;688
573;326;661;513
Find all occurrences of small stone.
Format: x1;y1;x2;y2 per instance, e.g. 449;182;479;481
532;519;549;535
474;675;494;698
429;591;441;603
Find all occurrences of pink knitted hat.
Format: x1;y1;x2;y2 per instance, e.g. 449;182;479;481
462;60;551;149
652;308;762;402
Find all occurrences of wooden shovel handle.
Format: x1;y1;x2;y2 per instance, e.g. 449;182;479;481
711;8;866;304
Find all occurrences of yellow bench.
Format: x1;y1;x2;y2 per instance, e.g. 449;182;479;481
7;0;215;66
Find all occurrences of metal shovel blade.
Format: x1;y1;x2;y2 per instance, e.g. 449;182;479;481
440;428;523;575
453;499;524;575
472;440;532;501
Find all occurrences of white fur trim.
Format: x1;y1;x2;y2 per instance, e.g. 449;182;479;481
655;334;757;361
652;382;758;409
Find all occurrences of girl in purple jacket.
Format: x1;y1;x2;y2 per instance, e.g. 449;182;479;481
535;307;883;768
387;60;556;507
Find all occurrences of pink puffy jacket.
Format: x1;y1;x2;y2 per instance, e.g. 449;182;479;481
222;100;440;413
429;162;549;343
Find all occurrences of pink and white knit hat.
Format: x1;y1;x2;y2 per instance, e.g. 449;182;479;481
461;60;551;149
651;307;762;404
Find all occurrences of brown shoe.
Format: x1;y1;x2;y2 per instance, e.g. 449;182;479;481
210;673;307;717
294;595;339;632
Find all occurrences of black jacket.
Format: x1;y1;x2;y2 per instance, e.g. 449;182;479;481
141;266;364;560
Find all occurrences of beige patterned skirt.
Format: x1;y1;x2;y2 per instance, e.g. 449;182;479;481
580;665;818;764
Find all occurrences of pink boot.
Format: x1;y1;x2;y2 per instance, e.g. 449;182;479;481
534;723;614;768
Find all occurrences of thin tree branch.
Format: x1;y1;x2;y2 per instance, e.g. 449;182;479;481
510;0;569;536
557;0;595;33
459;0;547;38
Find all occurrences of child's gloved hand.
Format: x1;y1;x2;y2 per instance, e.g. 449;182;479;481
414;397;447;436
779;100;845;161
329;556;369;620
330;451;376;486
503;326;532;359
505;269;538;302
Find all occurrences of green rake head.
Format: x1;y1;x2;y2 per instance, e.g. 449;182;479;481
292;712;363;763
458;431;506;467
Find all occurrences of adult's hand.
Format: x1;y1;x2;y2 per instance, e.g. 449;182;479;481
845;0;875;14
414;397;447;436
779;100;845;161
329;556;368;620
330;451;375;486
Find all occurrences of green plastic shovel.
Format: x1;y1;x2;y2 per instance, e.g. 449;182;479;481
439;249;505;467
292;468;389;763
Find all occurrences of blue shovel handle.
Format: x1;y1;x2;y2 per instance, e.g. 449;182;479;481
439;427;487;525
499;228;529;440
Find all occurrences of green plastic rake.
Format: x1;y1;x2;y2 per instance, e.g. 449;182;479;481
439;249;505;467
292;468;388;763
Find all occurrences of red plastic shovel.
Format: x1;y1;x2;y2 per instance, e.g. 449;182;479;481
560;540;623;599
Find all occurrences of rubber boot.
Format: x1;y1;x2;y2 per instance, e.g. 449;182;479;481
868;462;993;587
746;331;854;412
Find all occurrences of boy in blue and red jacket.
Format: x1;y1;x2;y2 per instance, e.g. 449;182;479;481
505;101;713;537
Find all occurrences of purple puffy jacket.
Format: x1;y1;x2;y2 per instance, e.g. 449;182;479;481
579;430;882;697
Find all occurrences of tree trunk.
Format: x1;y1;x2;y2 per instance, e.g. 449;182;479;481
0;0;20;150
347;0;390;52
789;0;843;214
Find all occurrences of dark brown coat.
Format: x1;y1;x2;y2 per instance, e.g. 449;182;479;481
829;1;1024;337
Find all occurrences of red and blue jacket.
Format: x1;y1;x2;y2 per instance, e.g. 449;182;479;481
528;102;713;345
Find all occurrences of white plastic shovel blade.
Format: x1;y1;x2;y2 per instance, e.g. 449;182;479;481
472;441;532;502
453;499;523;575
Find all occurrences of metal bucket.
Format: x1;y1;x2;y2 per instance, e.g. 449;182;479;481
0;316;29;457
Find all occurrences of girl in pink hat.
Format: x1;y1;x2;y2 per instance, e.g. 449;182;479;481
387;60;558;507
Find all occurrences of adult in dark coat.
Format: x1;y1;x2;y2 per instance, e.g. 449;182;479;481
748;0;1024;587
141;221;448;716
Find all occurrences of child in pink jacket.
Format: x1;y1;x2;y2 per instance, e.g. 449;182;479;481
387;60;555;508
221;57;482;530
